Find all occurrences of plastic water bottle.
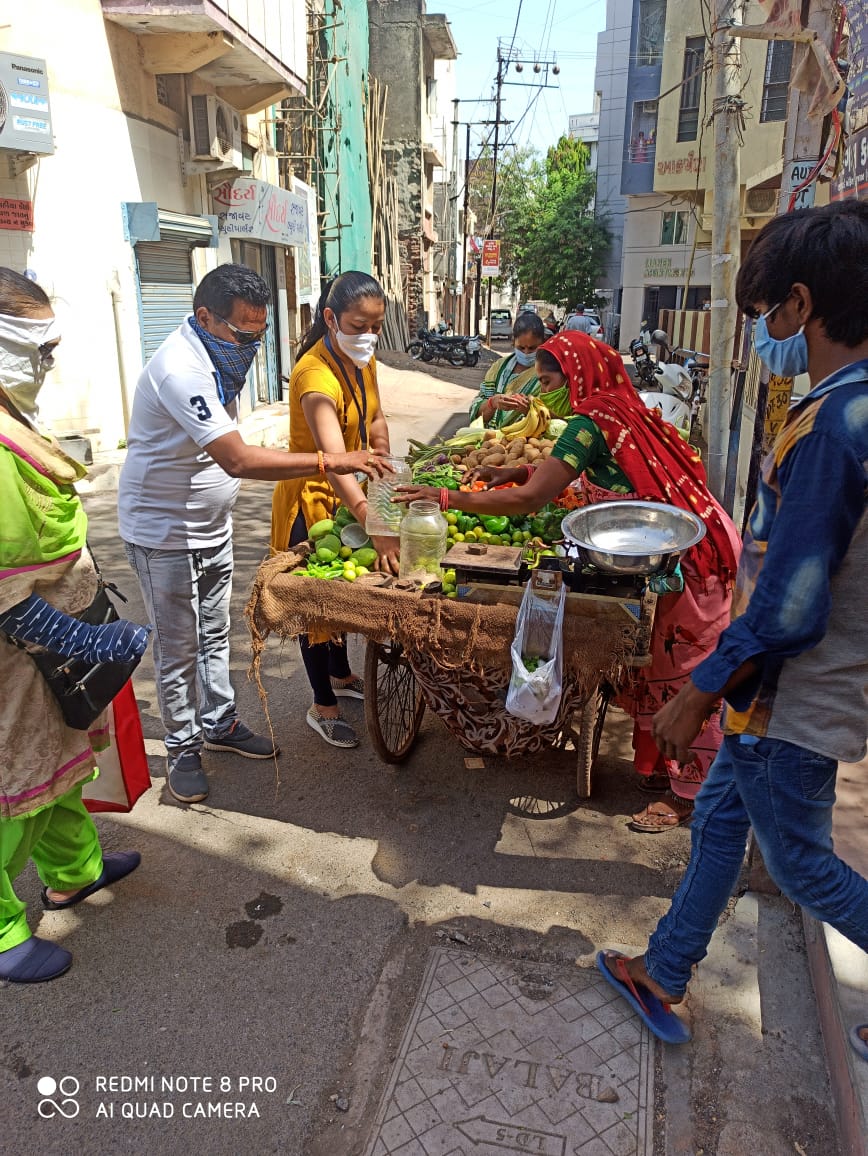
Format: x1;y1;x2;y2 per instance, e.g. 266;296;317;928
365;455;411;538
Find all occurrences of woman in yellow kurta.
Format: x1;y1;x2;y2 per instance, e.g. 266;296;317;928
271;272;395;749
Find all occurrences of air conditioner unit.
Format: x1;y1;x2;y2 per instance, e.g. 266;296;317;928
188;94;242;169
744;187;777;217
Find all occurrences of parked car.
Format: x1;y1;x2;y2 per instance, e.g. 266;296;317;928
518;302;538;315
489;308;513;340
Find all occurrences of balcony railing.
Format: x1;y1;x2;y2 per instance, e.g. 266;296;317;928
628;142;657;164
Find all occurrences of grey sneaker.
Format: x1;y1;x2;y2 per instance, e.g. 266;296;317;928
331;675;365;700
167;751;209;803
204;720;279;759
306;707;359;749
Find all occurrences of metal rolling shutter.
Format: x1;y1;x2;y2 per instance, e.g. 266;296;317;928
136;241;194;360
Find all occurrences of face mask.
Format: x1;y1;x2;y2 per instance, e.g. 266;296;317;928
513;349;536;368
333;327;378;368
0;311;62;427
189;316;259;404
753;312;809;378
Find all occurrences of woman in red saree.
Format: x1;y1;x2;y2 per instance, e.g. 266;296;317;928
397;331;741;831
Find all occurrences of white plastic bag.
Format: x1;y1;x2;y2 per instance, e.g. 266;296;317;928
505;579;567;725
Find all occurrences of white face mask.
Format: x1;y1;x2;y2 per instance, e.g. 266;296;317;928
333;327;378;368
0;311;61;427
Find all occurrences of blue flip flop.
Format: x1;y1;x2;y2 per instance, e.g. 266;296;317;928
849;1024;868;1062
596;950;691;1044
41;851;141;910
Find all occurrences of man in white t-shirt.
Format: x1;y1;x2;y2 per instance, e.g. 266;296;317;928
119;264;386;805
563;307;597;336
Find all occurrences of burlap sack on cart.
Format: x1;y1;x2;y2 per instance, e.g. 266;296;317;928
246;551;631;695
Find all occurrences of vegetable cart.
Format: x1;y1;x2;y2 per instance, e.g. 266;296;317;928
247;545;656;800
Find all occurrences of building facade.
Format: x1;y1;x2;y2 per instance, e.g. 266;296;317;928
0;1;312;451
590;0;633;346
617;0;792;346
367;0;456;332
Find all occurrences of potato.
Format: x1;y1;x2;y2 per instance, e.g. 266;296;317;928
524;447;541;462
450;454;464;465
483;449;506;465
541;446;553;458
527;437;541;448
482;429;498;441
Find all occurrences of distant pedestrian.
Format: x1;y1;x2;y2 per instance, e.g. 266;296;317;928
118;264;389;804
563;307;596;335
598;199;868;1044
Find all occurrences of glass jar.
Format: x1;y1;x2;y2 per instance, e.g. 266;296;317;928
365;455;412;537
399;500;448;584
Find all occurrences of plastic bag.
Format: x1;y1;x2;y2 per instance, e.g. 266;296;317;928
505;579;567;725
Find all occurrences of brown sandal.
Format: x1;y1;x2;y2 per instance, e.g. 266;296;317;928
629;793;694;833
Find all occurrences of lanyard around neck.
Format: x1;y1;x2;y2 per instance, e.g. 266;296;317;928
324;333;368;449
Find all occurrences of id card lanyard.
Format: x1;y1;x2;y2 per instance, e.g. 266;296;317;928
324;333;368;449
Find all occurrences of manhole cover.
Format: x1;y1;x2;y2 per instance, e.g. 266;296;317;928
364;947;653;1155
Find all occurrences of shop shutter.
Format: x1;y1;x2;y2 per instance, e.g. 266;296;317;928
136;241;194;360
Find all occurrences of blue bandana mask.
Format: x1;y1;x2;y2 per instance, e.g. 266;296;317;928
753;313;809;378
513;349;536;368
190;317;259;404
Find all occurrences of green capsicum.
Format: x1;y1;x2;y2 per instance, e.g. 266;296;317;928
480;515;510;535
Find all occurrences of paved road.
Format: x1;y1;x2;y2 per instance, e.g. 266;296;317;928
2;361;840;1155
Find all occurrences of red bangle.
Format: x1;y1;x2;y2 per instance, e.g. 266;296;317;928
439;487;450;512
522;464;536;483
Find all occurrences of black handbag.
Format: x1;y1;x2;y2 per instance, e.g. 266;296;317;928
5;565;142;731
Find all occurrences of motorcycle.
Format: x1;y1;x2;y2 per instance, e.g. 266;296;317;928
628;328;693;434
406;328;481;368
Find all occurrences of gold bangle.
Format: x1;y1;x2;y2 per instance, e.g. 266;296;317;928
317;450;326;476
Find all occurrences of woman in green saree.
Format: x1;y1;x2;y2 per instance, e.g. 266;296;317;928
469;312;547;429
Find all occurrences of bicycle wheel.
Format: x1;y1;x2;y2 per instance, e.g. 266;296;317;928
364;639;426;763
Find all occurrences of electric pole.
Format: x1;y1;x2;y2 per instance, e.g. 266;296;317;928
707;0;746;503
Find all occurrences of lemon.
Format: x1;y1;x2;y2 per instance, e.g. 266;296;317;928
339;546;353;559
454;532;465;543
443;569;457;583
356;565;370;575
446;512;458;525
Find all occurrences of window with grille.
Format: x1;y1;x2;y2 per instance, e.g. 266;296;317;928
677;37;705;142
155;74;185;117
637;0;667;66
760;40;794;122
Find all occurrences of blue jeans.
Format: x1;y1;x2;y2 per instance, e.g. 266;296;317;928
645;734;868;996
124;539;238;757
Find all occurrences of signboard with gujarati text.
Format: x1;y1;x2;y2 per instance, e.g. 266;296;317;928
211;177;308;248
0;198;34;231
481;239;501;278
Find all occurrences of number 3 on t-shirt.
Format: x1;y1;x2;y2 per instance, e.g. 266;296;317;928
189;395;212;422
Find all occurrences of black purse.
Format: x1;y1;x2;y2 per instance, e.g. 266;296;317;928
6;565;142;731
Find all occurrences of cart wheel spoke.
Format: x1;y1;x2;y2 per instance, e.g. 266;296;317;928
365;639;426;763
